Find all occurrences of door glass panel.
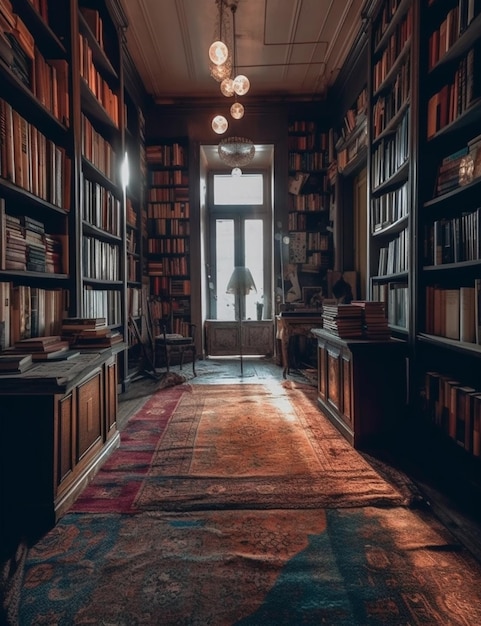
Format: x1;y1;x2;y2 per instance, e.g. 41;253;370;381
245;219;263;320
216;219;235;320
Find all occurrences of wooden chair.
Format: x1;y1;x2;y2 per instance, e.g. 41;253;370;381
154;322;197;376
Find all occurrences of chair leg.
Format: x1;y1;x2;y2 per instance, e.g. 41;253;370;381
192;348;196;376
165;347;170;373
179;350;184;370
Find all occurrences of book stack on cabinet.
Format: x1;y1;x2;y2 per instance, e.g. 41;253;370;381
367;0;413;333
287;119;333;284
417;0;481;460
145;140;191;336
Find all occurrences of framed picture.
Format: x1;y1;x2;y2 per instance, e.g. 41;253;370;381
302;286;323;308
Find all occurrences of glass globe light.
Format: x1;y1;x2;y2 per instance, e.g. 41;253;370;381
233;74;250;96
230;102;244;119
210;60;232;82
209;40;229;66
220;78;235;97
231;167;242;176
212;115;228;135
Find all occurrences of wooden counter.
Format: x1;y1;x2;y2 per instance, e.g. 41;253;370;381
311;328;406;448
0;350;120;554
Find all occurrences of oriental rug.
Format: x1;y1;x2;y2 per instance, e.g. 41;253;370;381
71;381;411;513
18;506;481;624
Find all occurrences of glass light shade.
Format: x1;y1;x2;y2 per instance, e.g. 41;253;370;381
212;114;228;135
220;78;235;97
230;102;244;119
210;60;232;82
233;74;250;96
231;167;242;176
209;40;229;66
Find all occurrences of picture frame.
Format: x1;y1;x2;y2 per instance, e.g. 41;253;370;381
302;286;323;308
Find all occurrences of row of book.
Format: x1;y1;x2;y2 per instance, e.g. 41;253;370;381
146;257;189;277
147;186;189;203
428;1;480;71
147;217;190;237
147;202;190;220
423;370;481;456
0;205;65;274
82;178;121;236
148;169;188;186
149;276;191;297
81;114;117;182
82;286;121;326
373;5;412;92
372;58;409;139
147;237;189;254
0;98;71;209
372;282;408;329
371;181;408;232
425;283;481;344
322;301;390;340
427;46;479;139
79;33;119;127
377;227;409;276
288;151;329;172
82;236;120;281
146;143;186;167
288;193;325;212
424;206;481;266
371;110;409;189
0;282;68;349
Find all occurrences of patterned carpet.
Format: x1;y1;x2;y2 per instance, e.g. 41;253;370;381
12;381;481;624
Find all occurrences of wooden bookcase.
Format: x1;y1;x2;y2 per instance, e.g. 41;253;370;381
367;0;414;334
287;119;333;301
415;0;481;462
145;139;192;339
0;0;72;348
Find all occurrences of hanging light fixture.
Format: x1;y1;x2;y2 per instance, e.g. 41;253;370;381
212;114;229;134
230;101;244;119
230;3;250;97
218;136;255;174
209;0;232;82
220;77;235;97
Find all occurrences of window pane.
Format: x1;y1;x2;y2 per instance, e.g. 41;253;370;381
245;220;264;320
214;174;263;205
215;219;235;320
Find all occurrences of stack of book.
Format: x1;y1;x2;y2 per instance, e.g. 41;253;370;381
22;215;46;273
6;335;71;360
321;303;363;338
351;300;391;339
61;317;123;349
5;214;26;270
0;352;33;373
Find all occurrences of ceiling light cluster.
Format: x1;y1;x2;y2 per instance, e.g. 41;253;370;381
210;0;250;136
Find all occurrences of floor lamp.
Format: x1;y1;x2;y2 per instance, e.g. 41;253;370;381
226;266;257;376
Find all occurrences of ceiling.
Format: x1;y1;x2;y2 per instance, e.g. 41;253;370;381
118;0;366;104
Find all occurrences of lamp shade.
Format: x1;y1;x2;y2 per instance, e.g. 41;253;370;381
226;266;257;295
209;40;229;66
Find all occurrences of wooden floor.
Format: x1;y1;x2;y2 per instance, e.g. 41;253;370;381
118;356;481;564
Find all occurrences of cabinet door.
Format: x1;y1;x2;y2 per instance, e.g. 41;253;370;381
55;392;75;490
326;345;341;412
77;369;103;462
105;357;118;438
318;341;327;402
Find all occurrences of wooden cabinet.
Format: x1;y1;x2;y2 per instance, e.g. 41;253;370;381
0;351;120;550
204;320;274;357
312;328;406;448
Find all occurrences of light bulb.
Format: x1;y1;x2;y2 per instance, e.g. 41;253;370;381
210;61;232;82
220;78;235;97
209;40;229;66
233;74;250;96
212;115;228;135
230;102;244;119
231;167;242;176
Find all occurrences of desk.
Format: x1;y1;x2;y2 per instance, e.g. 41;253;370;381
276;315;323;378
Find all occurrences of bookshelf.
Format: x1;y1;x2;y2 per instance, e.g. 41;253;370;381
416;0;481;460
287;119;333;301
145;139;192;339
334;86;368;177
0;0;71;349
367;0;414;334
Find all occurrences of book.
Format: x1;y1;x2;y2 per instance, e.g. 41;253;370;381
31;348;80;362
0;352;32;372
